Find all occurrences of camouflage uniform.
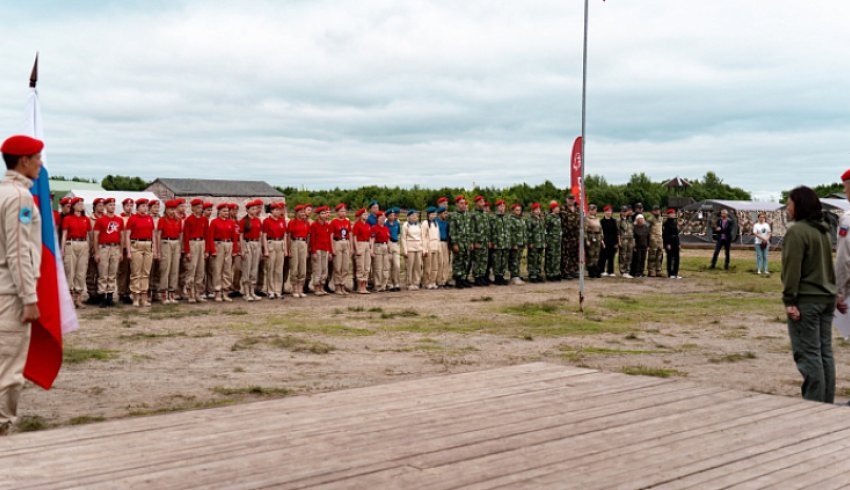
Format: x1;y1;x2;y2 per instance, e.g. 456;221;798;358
560;206;580;278
618;216;635;276
508;213;527;279
470;208;489;281
646;213;664;277
485;210;496;281
448;210;473;283
526;214;546;281
545;212;563;280
490;212;511;283
585;215;603;278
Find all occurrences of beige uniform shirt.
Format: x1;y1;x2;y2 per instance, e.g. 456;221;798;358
0;171;41;305
835;209;850;298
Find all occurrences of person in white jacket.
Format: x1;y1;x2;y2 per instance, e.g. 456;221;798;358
401;210;424;290
422;207;442;289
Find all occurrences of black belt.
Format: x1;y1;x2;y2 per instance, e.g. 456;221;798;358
66;238;87;242
333;237;348;241
161;238;179;242
440;239;448;242
189;237;205;241
244;239;260;242
390;239;399;243
292;237;307;241
214;240;232;244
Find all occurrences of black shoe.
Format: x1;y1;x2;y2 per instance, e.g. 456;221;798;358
105;293;115;307
121;294;133;305
455;280;465;289
98;294;108;308
461;279;473;288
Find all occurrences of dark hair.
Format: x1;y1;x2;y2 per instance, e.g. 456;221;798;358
3;153;20;170
788;186;823;221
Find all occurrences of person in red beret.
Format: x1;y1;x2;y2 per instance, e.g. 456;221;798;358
125;198;156;306
352;208;373;293
206;203;238;302
262;202;287;299
329;204;352;295
61;197;91;308
287;204;310;298
238;200;264;301
470;195;490;286
156;199;184;304
836;170;850;315
0;134;44;435
180;197;209;303
507;203;526;285
309;206;333;296
93;196;124;307
525;203;545;282
545;201;562;281
116;198;136;304
448;195;474;288
83;197;108;303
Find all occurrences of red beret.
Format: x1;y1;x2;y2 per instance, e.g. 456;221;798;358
1;135;44;156
269;202;284;209
842;169;850;182
135;198;148;206
59;197;71;205
474;195;485;202
531;203;541;210
511;203;522;209
227;203;237;210
148;200;159;207
495;199;505;206
354;208;367;217
374;210;385;217
122;198;134;205
304;203;313;208
334;203;347;211
165;200;178;209
216;203;228;210
314;206;329;213
437;197;449;204
203;202;214;209
70;197;84;206
92;198;104;206
294;204;305;212
603;205;612;212
103;198;116;204
666;208;677;214
549;202;559;210
454;195;465;203
190;198;204;206
174;198;186;205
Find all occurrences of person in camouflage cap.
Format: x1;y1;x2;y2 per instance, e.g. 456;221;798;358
584;204;603;278
489;200;511;285
618;205;635;279
545;201;563;281
526;203;546;283
646;205;664;277
448;196;474;288
560;195;580;279
470;196;490;286
508;203;527;285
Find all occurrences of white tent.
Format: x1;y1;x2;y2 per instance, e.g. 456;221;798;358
65;190;159;214
821;198;850;212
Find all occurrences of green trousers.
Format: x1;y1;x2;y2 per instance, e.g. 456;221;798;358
527;248;543;279
452;247;471;281
787;302;835;403
471;247;488;278
508;248;524;278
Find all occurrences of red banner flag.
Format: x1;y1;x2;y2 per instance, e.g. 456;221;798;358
570;136;586;211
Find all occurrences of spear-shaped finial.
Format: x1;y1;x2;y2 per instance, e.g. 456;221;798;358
29;53;38;88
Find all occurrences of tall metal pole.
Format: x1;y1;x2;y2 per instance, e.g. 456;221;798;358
578;0;589;310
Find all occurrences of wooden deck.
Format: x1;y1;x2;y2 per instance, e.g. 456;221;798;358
3;362;850;489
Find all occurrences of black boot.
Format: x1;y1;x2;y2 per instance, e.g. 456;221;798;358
98;293;108;308
106;293;115;307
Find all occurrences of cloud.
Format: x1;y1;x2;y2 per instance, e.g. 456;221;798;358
0;0;848;196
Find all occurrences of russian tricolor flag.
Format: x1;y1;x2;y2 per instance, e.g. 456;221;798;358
21;55;78;390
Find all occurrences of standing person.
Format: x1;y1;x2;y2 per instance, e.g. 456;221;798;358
490;200;511;285
618;205;635;279
525;203;546;283
207;204;238;302
645;206;664;277
629;202;644;274
117;198;134;304
663;208;682;279
84;198;105;304
147;200;161;302
371;212;391;292
156;200;183;304
710;209;736;270
0;134;44;436
545;202;563;281
352;208;373;294
560;195;580;280
301;203;314;294
598;205;618;277
508;203;527;285
309;206;332;296
182;199;208;303
422;207;441;290
226;202;240;296
449;196;474;288
125;198;156;307
782;186;837;404
470;196;489;286
631;214;649;278
484;201;497;284
385;207;402;292
401;210;424;290
753;212;772;275
435;205;451;287
56;197;70;233
262;202;287;299
61;197;91;308
329;203;352;295
239;200;263;301
584;204;603;279
93;198;123;307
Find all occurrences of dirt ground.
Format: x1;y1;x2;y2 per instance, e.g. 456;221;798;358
16;249;850;432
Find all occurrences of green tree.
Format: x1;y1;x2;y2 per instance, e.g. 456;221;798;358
101;175;150;191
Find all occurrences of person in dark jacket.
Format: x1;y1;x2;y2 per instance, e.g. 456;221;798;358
631;214;649;278
710;208;736;270
598;205;618;277
781;186;837;403
662;208;681;279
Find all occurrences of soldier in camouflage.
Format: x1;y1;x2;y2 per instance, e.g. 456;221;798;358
490;200;511;285
484;201;496;284
508;203;527;285
448;195;474;288
646;205;664;277
545;202;563;281
526;203;546;283
470;196;490;286
585;204;603;278
560;195;580;279
618;205;635;279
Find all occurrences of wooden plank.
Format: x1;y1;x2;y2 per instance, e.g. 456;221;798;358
723;444;850;489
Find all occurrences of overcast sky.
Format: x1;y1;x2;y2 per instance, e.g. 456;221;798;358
1;0;848;200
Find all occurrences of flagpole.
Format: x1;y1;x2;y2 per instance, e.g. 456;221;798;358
578;0;589;311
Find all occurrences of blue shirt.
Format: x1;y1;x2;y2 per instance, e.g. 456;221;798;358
386;220;400;242
435;217;449;241
366;213;378;226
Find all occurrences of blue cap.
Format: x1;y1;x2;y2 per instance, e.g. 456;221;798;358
369;200;379;208
425;206;437;214
436;206;447;213
387;207;400;215
407;209;419;216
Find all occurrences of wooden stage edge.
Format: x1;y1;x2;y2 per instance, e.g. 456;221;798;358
2;362;850;489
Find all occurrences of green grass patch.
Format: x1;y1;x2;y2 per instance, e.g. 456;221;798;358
211;385;294;397
471;296;493;302
347;306;365;313
709;351;758;363
16;415;49;432
620;365;687;378
560;344;665;362
380;309;420;319
231;335;335;354
502;302;559;316
283;323;374;337
68;415;106;425
63;348;119;364
120;331;188;340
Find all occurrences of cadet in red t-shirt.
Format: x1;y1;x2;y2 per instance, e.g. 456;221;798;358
62;197;91;307
287;205;310;298
262;202;288;298
157;200;184;304
93;198;124;306
352;208;373;294
371;212;391;292
309;206;332;295
329;203;352;295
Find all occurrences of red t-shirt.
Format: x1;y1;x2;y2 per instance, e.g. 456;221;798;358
182;214;209;252
62;214;92;240
126;214;155;240
329;218;351;241
240;216;262;240
372;224;390;243
206;218;238;254
158;216;183;240
94;215;124;245
288;219;310;239
263;216;287;240
352;220;372;242
309;221;332;253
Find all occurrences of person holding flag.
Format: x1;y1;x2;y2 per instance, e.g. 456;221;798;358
0;135;44;435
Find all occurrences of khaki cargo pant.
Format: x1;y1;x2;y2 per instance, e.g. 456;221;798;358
118;251;131;296
354;241;371;281
311;250;330;290
406;251;423;289
289;240;308;285
648;237;664;275
422;249;440;286
265;240;286;295
63;241;89;293
388;241;401;287
130;240;153;294
241;241;262;293
437;241;450;286
96;244;121;294
186;240;206;298
372;243;390;290
0;295;30;429
159;240;181;292
212;242;234;292
332;240;351;290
